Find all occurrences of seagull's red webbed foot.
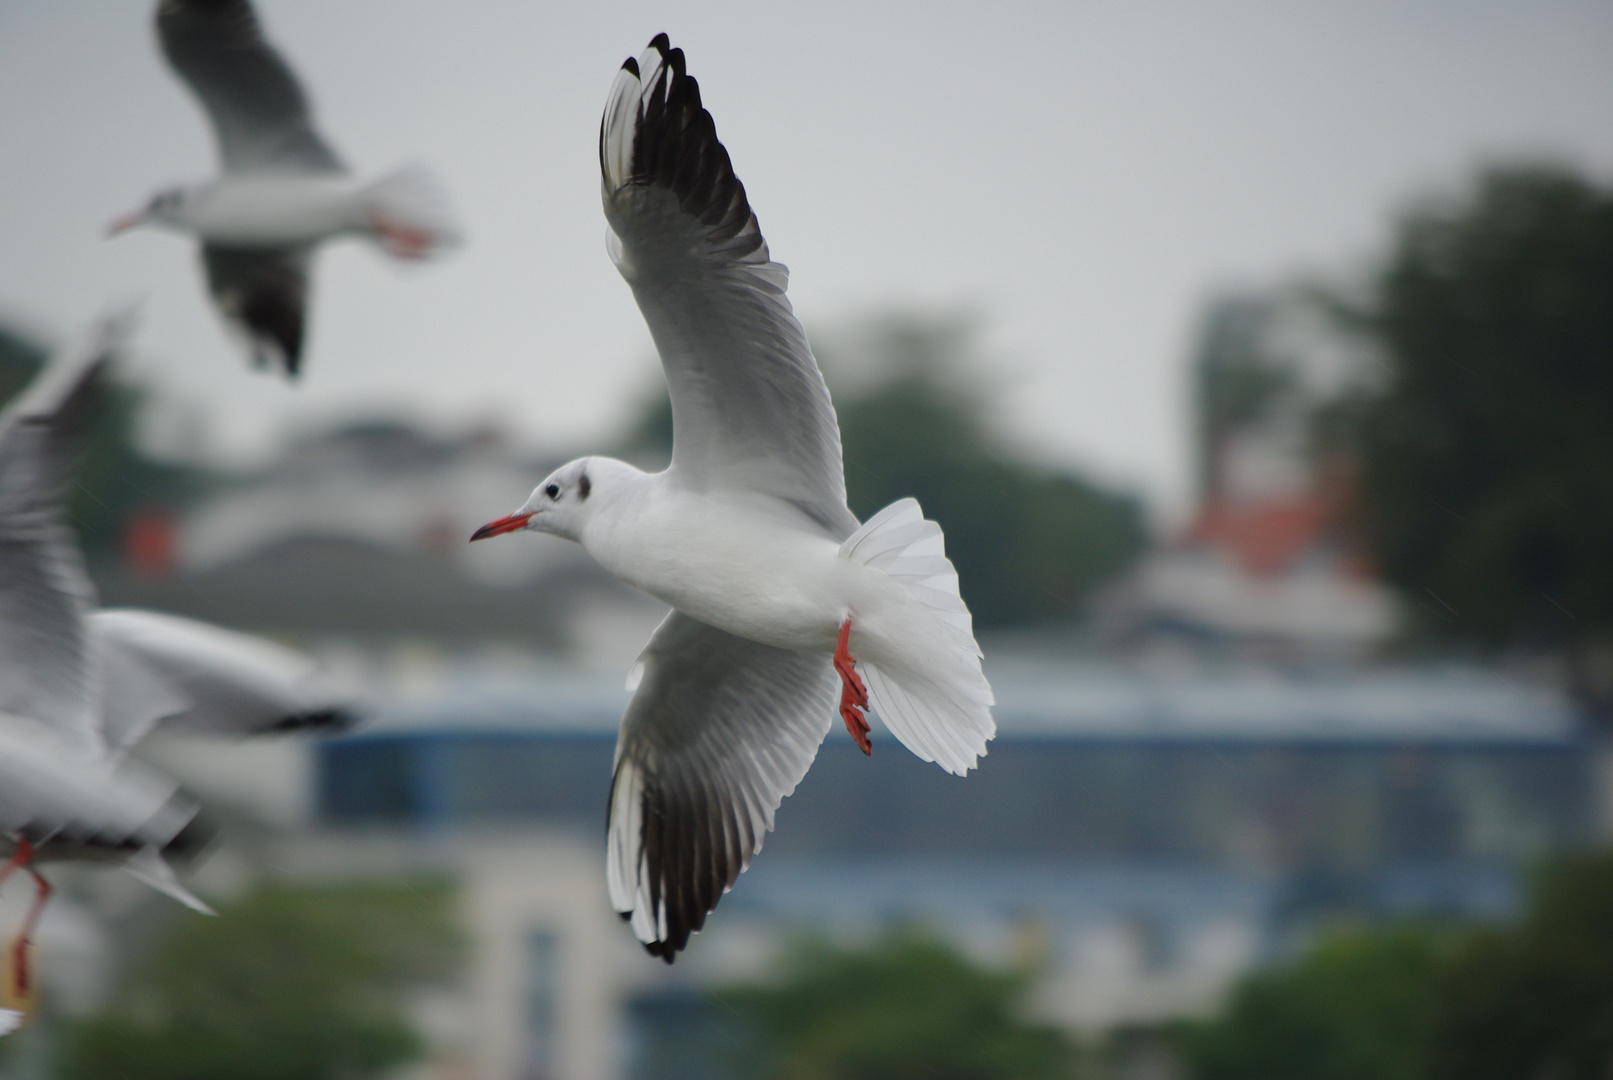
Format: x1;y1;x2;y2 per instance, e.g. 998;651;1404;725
835;618;872;756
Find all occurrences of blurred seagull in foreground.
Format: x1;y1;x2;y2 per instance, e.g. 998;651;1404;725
472;35;995;961
108;0;460;378
0;314;356;1030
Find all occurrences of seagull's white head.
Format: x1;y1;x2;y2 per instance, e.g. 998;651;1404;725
471;456;636;545
107;186;197;236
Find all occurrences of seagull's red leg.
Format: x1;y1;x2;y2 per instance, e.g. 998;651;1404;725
835;617;872;756
367;212;434;260
7;869;49;1000
0;839;30;890
0;841;42;1005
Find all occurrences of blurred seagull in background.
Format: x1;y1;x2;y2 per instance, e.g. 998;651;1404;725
472;35;995;961
108;0;461;378
0;314;357;1030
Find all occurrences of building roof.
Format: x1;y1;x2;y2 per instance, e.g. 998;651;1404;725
349;657;1587;748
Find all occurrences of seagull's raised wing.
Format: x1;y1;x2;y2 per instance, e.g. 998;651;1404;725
608;611;836;960
91;608;357;758
600;35;858;540
0;324;126;754
156;0;343;175
201;245;311;377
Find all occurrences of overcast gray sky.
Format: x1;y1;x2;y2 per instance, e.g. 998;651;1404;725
2;1;1610;513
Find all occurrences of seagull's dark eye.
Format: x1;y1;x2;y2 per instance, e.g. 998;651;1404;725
545;483;560;500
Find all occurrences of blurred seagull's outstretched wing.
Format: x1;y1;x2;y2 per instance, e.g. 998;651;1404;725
156;0;343;175
600;35;858;540
92;608;357;758
0;319;131;754
201;245;311;377
0;716;195;852
607;611;836;960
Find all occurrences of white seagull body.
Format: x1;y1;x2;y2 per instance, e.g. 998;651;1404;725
0;317;355;1022
109;0;459;377
473;36;995;960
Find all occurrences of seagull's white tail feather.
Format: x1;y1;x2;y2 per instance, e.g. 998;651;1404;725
360;165;461;261
125;847;215;915
840;498;995;775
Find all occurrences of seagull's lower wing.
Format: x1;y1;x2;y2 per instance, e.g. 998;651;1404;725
0;716;196;854
201;245;311;377
92;608;356;757
608;611;836;961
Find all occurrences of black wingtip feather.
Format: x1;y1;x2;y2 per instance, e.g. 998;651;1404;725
621;56;639;77
610;33;763;260
262;707;358;734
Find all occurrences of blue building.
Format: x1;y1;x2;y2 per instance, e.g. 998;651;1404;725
312;656;1597;1075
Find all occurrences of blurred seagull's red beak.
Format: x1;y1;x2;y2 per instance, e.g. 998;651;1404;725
106;211;143;237
470;512;533;542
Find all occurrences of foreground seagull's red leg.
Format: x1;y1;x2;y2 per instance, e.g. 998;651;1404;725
0;840;43;1006
8;870;49;1001
0;839;30;891
835;618;872;756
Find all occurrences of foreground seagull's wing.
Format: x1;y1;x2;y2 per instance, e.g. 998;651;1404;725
0;714;196;855
608;611;836;960
0;320;130;754
600;35;858;540
201;245;310;377
91;608;356;758
156;0;343;175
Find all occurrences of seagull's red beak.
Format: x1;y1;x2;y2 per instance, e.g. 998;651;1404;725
470;512;533;542
106;211;144;237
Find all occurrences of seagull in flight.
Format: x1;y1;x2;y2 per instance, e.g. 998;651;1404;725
108;0;461;378
473;35;995;961
0;315;355;1027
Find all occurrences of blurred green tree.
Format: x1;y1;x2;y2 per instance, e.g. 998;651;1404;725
724;932;1084;1080
1176;851;1613;1080
0;320;210;559
614;314;1146;628
1178;926;1452;1080
1433;854;1613;1080
1341;167;1613;695
57;880;460;1080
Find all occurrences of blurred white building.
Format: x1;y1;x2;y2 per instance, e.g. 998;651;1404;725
1103;292;1397;659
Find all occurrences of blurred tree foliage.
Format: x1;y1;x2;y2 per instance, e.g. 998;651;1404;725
723;931;1085;1080
615;315;1146;628
0;321;211;558
1341;168;1613;673
1179;926;1452;1080
1176;850;1613;1080
57;880;460;1080
1435;853;1613;1080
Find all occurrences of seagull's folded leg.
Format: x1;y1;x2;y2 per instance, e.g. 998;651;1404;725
835;618;872;756
0;841;46;1018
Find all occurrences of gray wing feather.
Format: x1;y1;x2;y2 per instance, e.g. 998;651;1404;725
0;325;126;751
93;608;356;758
600;37;858;540
156;0;344;175
607;611;836;960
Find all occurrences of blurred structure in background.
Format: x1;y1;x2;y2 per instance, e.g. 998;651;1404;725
1100;291;1397;662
